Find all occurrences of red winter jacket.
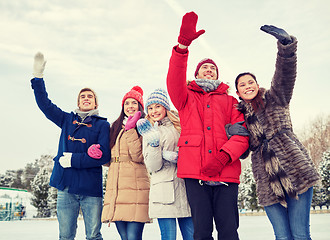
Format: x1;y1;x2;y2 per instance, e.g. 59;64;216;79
166;47;249;183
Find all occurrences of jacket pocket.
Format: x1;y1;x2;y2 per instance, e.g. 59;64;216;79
150;181;175;204
177;135;203;174
178;135;203;147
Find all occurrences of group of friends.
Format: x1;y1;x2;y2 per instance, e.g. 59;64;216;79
31;11;320;240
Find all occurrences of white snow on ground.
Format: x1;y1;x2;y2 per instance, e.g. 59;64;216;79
0;213;329;240
1;189;329;239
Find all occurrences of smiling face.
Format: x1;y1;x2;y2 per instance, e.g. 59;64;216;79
236;74;259;102
78;90;97;111
196;63;218;80
123;98;139;117
147;103;167;122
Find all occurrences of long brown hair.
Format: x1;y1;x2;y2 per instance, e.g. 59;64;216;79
235;72;265;111
109;103;145;150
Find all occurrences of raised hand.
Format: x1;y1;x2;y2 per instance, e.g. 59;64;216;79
125;111;141;131
260;25;292;45
33;52;47;78
136;119;160;147
178;11;205;47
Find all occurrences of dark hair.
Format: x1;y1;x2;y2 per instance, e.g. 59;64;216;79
109;102;145;150
235;72;257;92
235;72;265;111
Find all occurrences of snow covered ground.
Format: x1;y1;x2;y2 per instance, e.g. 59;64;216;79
0;213;329;240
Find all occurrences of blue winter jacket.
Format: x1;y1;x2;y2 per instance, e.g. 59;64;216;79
31;78;111;197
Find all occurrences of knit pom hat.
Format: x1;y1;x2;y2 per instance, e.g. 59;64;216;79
122;86;144;108
194;58;219;80
145;88;170;113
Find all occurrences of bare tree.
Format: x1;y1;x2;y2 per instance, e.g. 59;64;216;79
299;114;330;166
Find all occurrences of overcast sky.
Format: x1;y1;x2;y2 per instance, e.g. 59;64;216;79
1;0;329;174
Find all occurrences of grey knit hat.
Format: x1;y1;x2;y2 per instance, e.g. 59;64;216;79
145;88;170;113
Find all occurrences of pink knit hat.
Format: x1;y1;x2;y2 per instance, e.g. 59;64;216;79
122;86;144;109
194;58;219;79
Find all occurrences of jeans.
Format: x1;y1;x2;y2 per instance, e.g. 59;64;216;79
264;187;313;240
185;179;239;240
115;221;145;240
57;189;103;240
158;217;194;240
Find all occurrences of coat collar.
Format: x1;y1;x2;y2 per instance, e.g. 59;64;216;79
75;113;107;122
188;80;229;94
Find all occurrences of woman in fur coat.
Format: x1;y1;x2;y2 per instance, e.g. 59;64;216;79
235;25;320;240
136;89;193;240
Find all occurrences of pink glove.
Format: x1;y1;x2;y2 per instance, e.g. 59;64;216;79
125;111;141;131
178;12;205;46
201;151;230;177
88;144;102;159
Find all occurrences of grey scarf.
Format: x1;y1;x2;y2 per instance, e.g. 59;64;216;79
195;79;221;92
74;109;99;121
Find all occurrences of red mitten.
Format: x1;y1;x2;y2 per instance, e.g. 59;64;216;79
201;151;230;177
125;111;141;131
88;144;102;159
178;12;205;46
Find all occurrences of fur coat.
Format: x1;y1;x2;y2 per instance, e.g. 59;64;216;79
237;37;320;207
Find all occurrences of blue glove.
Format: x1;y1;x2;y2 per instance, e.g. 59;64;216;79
136;119;160;147
225;121;249;139
260;25;292;45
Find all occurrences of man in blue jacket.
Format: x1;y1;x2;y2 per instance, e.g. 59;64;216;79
31;52;110;240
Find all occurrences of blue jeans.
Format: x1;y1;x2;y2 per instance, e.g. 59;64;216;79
158;217;194;240
57;189;103;240
264;187;313;240
115;221;145;240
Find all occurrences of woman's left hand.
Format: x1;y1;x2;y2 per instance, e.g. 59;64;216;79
260;25;292;45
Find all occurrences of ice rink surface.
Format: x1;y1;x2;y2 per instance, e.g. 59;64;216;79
0;213;329;239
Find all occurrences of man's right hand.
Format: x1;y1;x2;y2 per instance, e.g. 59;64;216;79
33;52;47;78
178;12;205;47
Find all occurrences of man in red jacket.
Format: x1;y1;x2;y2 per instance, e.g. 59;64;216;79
166;12;249;240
